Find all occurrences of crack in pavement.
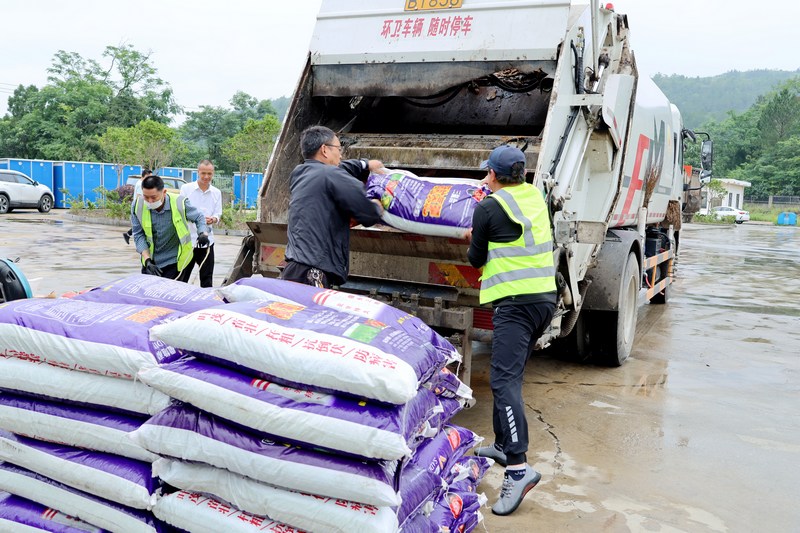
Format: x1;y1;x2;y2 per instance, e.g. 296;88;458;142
529;380;661;388
529;402;564;474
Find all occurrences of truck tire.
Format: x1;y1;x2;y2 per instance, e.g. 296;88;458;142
594;252;639;366
549;311;590;362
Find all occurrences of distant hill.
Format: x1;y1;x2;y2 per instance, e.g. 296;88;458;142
652;69;800;130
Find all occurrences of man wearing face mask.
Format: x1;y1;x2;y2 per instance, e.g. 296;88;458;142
131;174;209;280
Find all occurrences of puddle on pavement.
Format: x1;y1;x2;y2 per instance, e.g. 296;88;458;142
626;372;668;397
4;218;64;225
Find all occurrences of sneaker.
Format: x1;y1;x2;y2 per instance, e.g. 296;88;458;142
122;232;131;245
473;444;507;467
491;464;542;516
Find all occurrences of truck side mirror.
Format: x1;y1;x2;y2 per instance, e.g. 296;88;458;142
699;169;712;185
700;140;713;172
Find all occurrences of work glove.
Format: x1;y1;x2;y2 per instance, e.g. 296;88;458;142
196;233;210;248
144;258;163;277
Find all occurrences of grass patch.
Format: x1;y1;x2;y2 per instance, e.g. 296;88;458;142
691;214;736;224
744;204;800;223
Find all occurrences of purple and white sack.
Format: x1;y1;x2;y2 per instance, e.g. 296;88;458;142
395;462;447;526
130;403;402;507
427;491;487;533
411;425;481;478
0;392;157;462
137;357;438;460
425;367;475;405
0;298;184;379
446;456;492;493
0;431;157;510
219;277;459;361
398;512;438;533
154;490;305;533
0;355;170;416
72;274;223;313
366;169;488;238
427;397;467;434
395;426;481;527
0;492;104;533
149;299;447;404
0;463;162;533
153;459;399;533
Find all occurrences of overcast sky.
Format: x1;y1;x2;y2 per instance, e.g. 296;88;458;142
1;0;797;120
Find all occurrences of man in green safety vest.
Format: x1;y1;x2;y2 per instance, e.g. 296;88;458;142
465;145;557;516
131;174;210;281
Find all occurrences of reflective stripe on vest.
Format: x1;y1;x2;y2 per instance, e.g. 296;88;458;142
135;193;194;271
480;183;556;304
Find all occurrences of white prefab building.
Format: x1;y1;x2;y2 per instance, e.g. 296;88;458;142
703;178;751;211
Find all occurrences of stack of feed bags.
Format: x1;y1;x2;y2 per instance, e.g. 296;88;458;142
0;490;108;532
0;275;222;532
129;276;484;532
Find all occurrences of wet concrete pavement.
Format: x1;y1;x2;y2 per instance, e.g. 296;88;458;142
1;211;799;532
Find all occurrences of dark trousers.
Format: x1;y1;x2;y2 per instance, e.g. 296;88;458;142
490;300;555;465
141;262;181;281
279;260;333;289
178;245;215;287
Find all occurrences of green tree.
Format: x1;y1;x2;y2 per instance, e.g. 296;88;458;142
47;46;179;126
128;120;189;172
655;69;799;130
98;126;137;188
0;45;178;160
706;179;728;208
230;91;277;127
702;106;763;175
180;105;238;168
731;136;800;198
222;116;281;203
271;96;290;122
756;81;800;147
180;91;279;173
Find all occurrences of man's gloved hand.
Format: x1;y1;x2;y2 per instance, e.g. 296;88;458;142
144;258;162;277
196;233;210;248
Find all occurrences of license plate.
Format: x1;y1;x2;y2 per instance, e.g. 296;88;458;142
404;0;463;11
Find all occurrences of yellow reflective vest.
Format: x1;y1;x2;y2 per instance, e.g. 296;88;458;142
134;193;194;271
479;183;557;304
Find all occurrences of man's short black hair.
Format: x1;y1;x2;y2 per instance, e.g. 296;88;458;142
141;169;153;178
141;175;164;191
300;126;336;159
495;162;527;184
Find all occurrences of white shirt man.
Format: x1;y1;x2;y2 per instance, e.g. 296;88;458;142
178;160;223;287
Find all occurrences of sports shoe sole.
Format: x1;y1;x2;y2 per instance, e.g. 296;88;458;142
491;470;542;516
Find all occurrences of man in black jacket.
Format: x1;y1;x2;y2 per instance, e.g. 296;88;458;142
281;125;385;288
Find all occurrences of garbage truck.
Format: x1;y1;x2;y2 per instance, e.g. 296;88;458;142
226;0;712;383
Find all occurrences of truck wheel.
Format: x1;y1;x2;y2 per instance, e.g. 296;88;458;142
594;252;639;366
554;312;592;363
0;194;9;214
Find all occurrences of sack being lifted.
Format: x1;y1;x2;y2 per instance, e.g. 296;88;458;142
366;169;488;238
